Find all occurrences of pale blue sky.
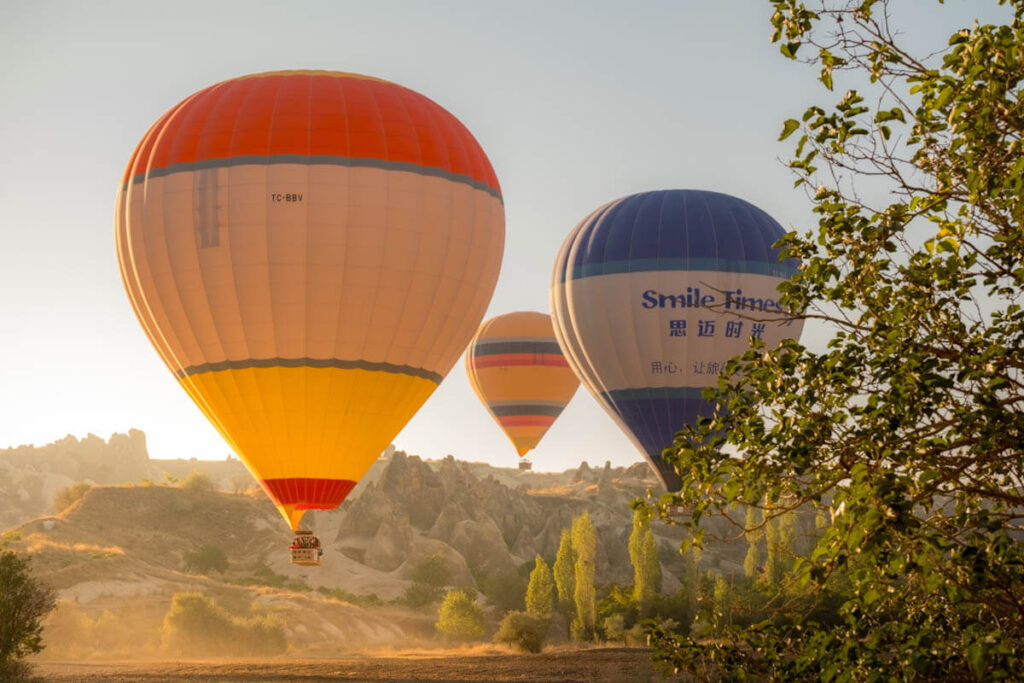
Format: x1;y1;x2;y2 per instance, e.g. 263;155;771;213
0;1;1006;471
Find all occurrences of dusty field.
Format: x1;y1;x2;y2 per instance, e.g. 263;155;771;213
34;647;683;682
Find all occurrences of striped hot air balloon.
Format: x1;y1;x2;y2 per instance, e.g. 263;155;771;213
465;311;579;459
116;70;504;532
551;189;803;490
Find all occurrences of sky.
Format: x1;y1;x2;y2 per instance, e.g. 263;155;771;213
0;0;1006;474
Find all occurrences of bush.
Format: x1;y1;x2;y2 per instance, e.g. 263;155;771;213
0;550;56;676
494;611;548;653
435;588;485;640
182;545;228;574
161;592;285;656
479;570;527;614
180;470;215;492
397;581;443;610
316;586;383;608
411;554;451;588
53;483;92;513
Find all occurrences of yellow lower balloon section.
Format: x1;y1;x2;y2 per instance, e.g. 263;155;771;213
508;429;548;457
178;364;438;529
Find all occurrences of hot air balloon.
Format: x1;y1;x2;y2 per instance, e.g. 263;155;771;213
465;311;579;465
116;70;504;562
550;189;803;491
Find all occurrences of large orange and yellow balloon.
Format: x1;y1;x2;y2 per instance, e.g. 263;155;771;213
465;312;579;458
116;70;504;530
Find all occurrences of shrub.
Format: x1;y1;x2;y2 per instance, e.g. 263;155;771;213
435;587;485;640
411;554;451;588
180;470;215;492
494;611;548;653
161;592;285;656
53;483;92;513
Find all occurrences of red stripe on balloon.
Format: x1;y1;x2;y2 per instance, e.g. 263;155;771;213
259;477;357;509
496;415;557;427
469;353;569;369
126;72;500;193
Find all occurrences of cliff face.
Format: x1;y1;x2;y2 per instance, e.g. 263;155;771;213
3;434;725;655
331;450;682;587
2;433;713;598
0;431;249;529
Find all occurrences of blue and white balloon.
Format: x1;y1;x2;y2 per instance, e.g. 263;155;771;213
550;189;804;490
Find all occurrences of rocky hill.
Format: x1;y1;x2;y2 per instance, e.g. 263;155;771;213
0;430;250;529
2;433;754;656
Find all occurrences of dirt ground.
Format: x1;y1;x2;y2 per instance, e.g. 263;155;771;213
33;647;682;682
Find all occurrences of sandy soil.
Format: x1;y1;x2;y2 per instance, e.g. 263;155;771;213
34;647;682;682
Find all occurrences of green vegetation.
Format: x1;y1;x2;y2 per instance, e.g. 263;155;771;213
0;550;56;681
742;505;762;579
410;553;451;588
628;507;661;618
493;611;548;653
315;586;383;608
552;528;575;632
524;554;554;618
435;587;485;640
42;602;153;659
179;470;216;492
477;568;528;614
570;511;596;641
397;554;452;609
182;545;229;574
161;591;286;656
644;1;1024;678
53;482;92;513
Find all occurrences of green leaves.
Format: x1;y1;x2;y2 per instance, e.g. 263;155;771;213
779;118;801;140
644;0;1024;679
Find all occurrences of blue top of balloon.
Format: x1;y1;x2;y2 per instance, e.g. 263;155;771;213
559;189;800;282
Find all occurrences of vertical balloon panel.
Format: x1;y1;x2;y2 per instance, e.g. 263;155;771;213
551;190;802;490
117;71;504;530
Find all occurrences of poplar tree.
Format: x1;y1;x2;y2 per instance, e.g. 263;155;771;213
742;505;762;579
552;527;575;623
630;508;661;616
525;554;554;618
570;511;596;641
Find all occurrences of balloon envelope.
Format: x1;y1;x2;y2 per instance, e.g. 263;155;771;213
465;312;579;457
550;189;803;490
116;70;504;529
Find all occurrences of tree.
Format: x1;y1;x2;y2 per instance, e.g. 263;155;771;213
647;1;1024;678
411;554;451;589
524;554;554;617
0;550;56;680
552;528;575;625
399;554;452;609
742;505;763;579
629;508;661;617
478;570;527;614
53;482;92;513
570;512;596;641
435;587;485;640
762;508;794;586
493;611;548;653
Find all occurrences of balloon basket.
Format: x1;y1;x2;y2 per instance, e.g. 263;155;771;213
518;460;532;471
290;529;322;566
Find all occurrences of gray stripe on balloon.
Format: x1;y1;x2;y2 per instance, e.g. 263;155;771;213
177;357;443;384
123;154;503;203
